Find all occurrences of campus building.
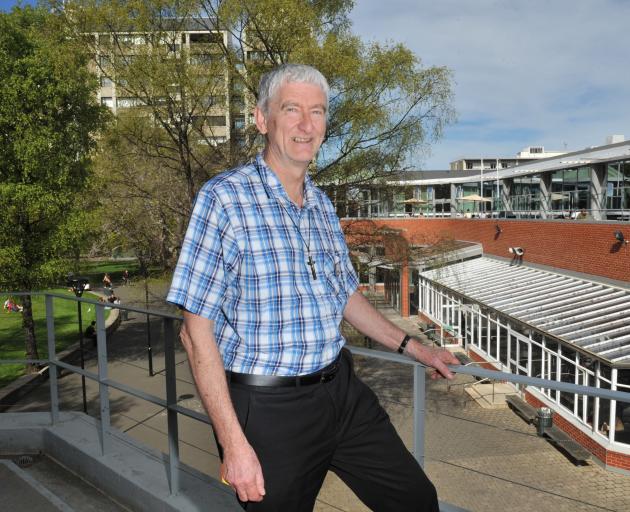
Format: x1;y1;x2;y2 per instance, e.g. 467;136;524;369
336;137;630;471
449;145;567;171
94;19;252;147
333;137;630;221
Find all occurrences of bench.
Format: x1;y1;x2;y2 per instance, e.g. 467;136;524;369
505;395;538;424
543;426;591;464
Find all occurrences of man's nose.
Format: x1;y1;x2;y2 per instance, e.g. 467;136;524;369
297;112;314;132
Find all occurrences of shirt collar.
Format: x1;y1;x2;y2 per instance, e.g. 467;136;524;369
255;153;317;210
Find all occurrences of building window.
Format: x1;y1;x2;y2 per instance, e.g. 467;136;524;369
606;161;630;212
100;75;113;87
231;95;245;109
99;55;111;68
190;32;223;44
466;161;473;170
208;115;226;126
116;97;141;108
101;97;113;108
247;50;267;62
232;115;245;130
190;53;224;65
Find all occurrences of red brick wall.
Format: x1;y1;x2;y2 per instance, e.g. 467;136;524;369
342;218;630;283
468;348;501;371
524;391;630;470
400;263;409;317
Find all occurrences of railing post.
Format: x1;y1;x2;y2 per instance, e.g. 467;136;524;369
163;317;180;495
96;304;111;455
45;294;59;425
413;364;426;468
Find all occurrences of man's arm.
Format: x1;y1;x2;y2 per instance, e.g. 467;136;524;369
342;291;459;379
180;311;265;502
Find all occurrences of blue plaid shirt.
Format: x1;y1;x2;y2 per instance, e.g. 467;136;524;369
167;154;358;376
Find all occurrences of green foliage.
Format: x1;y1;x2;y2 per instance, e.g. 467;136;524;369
78;259;141;283
58;0;454;267
0;6;109;291
0;290;108;387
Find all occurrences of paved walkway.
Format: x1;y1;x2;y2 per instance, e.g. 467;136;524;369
6;285;630;511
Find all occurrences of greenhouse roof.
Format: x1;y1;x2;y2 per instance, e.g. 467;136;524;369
421;257;630;365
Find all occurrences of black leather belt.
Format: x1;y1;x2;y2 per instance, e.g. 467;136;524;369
226;356;341;387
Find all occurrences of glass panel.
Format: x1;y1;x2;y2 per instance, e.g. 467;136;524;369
559;348;576;411
499;323;510;365
615;369;630;445
598;365;612;437
488;318;498;360
479;314;488;353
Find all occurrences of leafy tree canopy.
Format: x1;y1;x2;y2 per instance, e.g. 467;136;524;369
57;0;454;266
0;6;108;361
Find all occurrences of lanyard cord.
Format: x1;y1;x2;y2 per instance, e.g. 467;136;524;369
254;159;317;280
283;205;317;280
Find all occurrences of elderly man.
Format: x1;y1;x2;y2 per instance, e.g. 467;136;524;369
168;63;458;511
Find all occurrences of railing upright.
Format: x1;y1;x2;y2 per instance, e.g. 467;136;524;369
163;317;180;495
45;294;59;425
413;364;426;468
96;303;111;456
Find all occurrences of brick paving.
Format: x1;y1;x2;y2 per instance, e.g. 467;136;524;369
361;306;630;512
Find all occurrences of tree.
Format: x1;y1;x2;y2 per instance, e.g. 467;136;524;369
59;0;454;267
0;7;108;368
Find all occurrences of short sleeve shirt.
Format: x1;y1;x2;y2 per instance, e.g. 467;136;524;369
167;154;359;376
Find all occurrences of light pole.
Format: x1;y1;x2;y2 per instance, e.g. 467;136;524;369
496;159;500;215
68;275;89;414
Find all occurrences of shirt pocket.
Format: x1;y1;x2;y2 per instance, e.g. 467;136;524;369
320;250;344;299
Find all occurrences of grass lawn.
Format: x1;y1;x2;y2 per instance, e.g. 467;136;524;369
76;259;165;289
77;259;140;287
0;289;107;388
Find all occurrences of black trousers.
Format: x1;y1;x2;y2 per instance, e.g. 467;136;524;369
225;349;438;511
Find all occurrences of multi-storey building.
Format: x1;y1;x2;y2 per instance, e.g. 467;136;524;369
94;18;252;147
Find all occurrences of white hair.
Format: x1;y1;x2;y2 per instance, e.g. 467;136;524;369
257;63;329;116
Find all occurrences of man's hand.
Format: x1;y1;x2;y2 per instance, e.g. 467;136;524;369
407;341;460;380
221;442;266;503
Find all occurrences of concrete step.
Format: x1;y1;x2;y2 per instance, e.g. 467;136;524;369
1;454;129;512
464;382;519;409
0;458;74;511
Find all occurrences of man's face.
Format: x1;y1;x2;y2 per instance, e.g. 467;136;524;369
255;81;327;173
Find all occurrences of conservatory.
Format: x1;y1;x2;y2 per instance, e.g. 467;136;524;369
419;257;630;449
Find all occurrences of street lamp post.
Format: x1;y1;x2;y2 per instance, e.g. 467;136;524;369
67;275;89;414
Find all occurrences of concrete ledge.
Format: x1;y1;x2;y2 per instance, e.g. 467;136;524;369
0;412;240;512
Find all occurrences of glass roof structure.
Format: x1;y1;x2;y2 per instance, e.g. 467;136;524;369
421;258;630;365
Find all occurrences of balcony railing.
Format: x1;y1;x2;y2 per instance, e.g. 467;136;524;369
3;291;630;511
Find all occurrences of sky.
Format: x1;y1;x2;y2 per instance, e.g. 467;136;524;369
349;0;630;169
3;0;629;169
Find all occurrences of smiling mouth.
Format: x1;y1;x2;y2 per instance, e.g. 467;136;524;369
292;137;312;143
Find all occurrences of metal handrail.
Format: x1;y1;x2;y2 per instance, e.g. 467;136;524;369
4;292;630;497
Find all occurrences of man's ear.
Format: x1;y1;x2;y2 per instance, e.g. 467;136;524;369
254;106;268;135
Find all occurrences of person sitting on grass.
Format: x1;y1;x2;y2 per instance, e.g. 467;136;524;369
3;297;23;313
107;295;121;305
